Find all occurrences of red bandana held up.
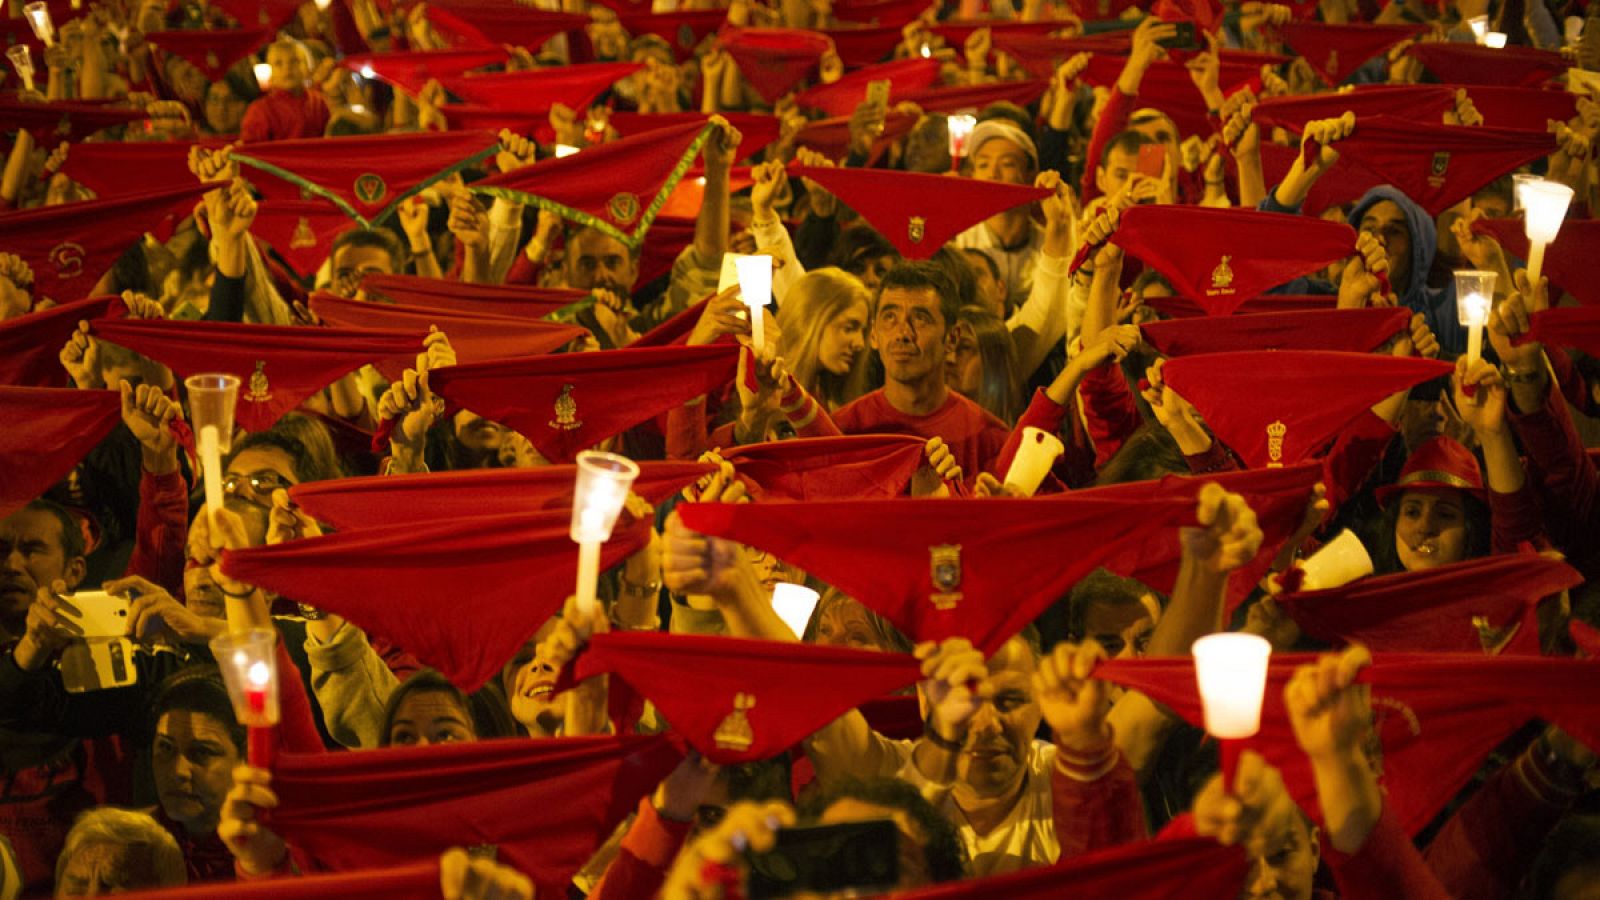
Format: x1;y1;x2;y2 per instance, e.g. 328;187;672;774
209;0;303;28
0;98;150;144
425;344;739;462
986;32;1131;80
717;27;834;103
289;461;714;530
308;293;587;379
1258;140;1381;216
830;0;930;28
1144;294;1338;318
361;274;587;318
896;836;1247;900
1162;351;1452;469
1463;86;1578;132
1153;0;1223;33
422;4;587;50
221;511;651;691
897;80;1050;114
0;185;208;302
607;112;780;162
1471;217;1600;307
1099;653;1600;834
251;200;353;277
676;494;1197;653
1520;306;1600;357
126;860;440;898
635;215;699;286
794;58;941;117
794;111;920;164
574;633;923;763
931;19;1067;59
721;434;928;501
231;130;501;227
1063;0;1143;18
472;121;711;248
1141;308;1412;357
268;735;683;894
1078;55;1261;136
1111;206;1357;311
441;62;644;113
58;141;221;199
1279;22;1427;86
820;24;904;68
1250;84;1455;133
1279;554;1584;655
0;387;121;519
630;293;710;348
1408;43;1565;87
0;295;123;387
143;28;272;81
786;165;1050;259
91;318;424;432
340;48;509;95
615;9;729;59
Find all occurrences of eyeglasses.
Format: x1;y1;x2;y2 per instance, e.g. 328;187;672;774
222;469;293;501
333;266;387;289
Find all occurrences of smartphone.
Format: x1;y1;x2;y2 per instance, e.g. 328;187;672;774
60;638;138;693
65;590;132;640
1136;143;1167;180
1156;20;1199;50
865;78;892;109
745;820;899;899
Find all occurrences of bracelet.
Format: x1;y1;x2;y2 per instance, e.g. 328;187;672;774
219;583;256;599
922;716;966;753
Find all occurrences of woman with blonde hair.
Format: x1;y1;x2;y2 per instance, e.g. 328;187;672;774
776;267;874;411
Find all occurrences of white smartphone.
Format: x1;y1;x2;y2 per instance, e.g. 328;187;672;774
64;590;133;640
60;638;138;693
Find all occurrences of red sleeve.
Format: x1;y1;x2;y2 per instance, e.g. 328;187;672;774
126;467;191;596
1323;805;1450;900
1080;87;1135;205
1488;482;1548;555
1320;411;1396;521
1051;744;1148;859
503;250;539;286
1078;362;1140;469
665;401;711;460
777;377;842;438
1549;345;1594;415
368;633;425;683
239;101;270;143
589;797;693;900
1509;379;1600;575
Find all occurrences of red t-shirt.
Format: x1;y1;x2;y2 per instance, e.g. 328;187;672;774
240;89;331;143
832;389;1010;483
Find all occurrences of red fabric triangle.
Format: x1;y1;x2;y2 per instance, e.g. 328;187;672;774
222;511;651;691
422;3;587;50
209;0;302;29
1472;217;1600;307
988;32;1131;80
661;166;756;219
0;185;208;302
267;734;682;892
607;111;780;163
793;111;919;164
289;461;713;531
1408;43;1565;87
794;57;941;117
252;200;352;276
718;27;833;103
442;62;643;113
896;79;1050;114
575;633;922;763
132;860;440;898
1112;206;1356;309
1064;0;1143;17
630;292;709;348
1279;554;1583;654
1523;306;1600;358
341;48;509;95
830;0;929;28
144;28;271;82
1251;84;1455;133
1153;0;1223;33
308;293;587;379
787;165;1050;259
1463;85;1578;132
1572;620;1600;657
361;274;586;318
1145;294;1338;318
895;836;1247;899
426;344;739;462
616;9;727;60
1258;140;1382;217
91;318;423;432
1099;653;1600;834
722;434;928;501
1279;22;1427;86
232;130;501;226
637;215;700;288
1079;56;1261;136
676;494;1196;652
0;387;121;519
1162;350;1452;468
931;19;1070;60
0;295;123;387
820;24;904;68
57;139;223;199
1142;307;1411;357
473;121;708;247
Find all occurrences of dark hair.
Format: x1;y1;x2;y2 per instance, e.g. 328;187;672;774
831;225;900;275
960;248;1001;283
876;261;959;331
1066;568;1166;641
329;227;405;273
150;667;246;755
951;304;1022;423
1367;491;1492;575
1473;174;1513;211
379;669;478;747
223;417;343;486
21;498;85;562
1099;129;1156;169
1528;814;1600;900
800;778;967;884
928;247;979;311
1093;422;1188;486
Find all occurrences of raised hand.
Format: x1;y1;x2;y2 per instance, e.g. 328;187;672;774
1452;356;1508;437
120;380;178;468
1285;645;1372;763
495;127;537;173
1300;112;1355;170
915;637;986;745
376;367;443;456
1338;230;1392;309
1182;482;1264;574
218;765;288;876
59;320;99;389
107;574;224;644
439;847;535;900
1034;641;1113;752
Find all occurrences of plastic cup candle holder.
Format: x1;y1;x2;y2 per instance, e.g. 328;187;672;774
1453;270;1497;366
1518;178;1574;289
771;583;820;640
211;629;280;766
7;45;34;92
184;374;240;516
1192;632;1272;791
570;451;640;617
23;1;51;46
946;113;977;171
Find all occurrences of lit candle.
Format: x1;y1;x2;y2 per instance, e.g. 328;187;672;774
212;629;280;767
7;45;34;93
1518;177;1573;290
253;61;272;91
771;583;819;640
553;143;580;158
1484;31;1507;48
946;114;977;172
735;254;772;354
1467;15;1488;43
1453;270;1497;367
23;1;51;47
184;374;240;517
1192;633;1272;791
570;451;640;617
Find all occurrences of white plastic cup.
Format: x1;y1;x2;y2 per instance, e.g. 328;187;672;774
185;374;240;516
771;583;820;640
211;628;280;728
1520;178;1574;244
1002;426;1064;496
7;45;35;92
23;1;52;46
1484;31;1507;48
571;451;640;617
1192;633;1273;740
1297;529;1373;591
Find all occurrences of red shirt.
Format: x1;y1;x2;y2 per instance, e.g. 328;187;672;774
240;89;331;143
832;389;1010;485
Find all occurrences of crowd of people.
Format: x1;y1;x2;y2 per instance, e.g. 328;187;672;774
2;0;1600;895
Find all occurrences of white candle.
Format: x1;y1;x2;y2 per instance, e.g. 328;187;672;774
201;424;224;515
735;254;772;355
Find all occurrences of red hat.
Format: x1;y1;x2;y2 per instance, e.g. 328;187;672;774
676;494;1196;653
1280;554;1583;655
896;836;1247;899
0;98;150;146
793;110;919;164
717;27;834;103
1408;42;1565;88
820;23;904;68
575;633;922;763
0;184;208;302
1100;652;1600;834
1162;351;1452;469
1111;206;1357;311
143;28;271;82
896;79;1050;114
57;140;224;199
340;48;509;96
289;460;713;530
1374;435;1485;506
722;434;928;501
1079;55;1260;137
1251;85;1456;134
425;344;739;462
251;200;353;277
1464;85;1579;133
1144;294;1337;318
0;387;121;519
361;273;587;319
232;130;501;228
222;511;651;690
794;57;940;118
830;0;929;28
309;292;587;380
0;295;123;387
608;112;780;163
1141;307;1412;357
422;4;587;50
266;734;681;894
1471;217;1600;307
988;32;1131;80
615;8;728;60
472;120;709;248
1279;22;1427;86
786;164;1050;259
441;62;643;113
91;318;424;432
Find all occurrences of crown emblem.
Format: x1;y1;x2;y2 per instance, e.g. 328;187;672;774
607;191;640;225
549;384;582;431
353;173;387;205
247;360;273;403
1429;151;1450;187
290;216;317;249
1208;254;1235;295
929;544;963;610
713;692;756;752
908;216;926;244
1265;419;1287;467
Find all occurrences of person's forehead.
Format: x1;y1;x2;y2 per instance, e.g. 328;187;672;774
1400;489;1463;511
334;244;394;271
1105;146;1140;169
157;709;231;743
878;286;940;310
1083;597;1155;634
394;689;469;723
974;137;1027;161
0;508;64;545
226;445;297;479
1362;201;1407;226
570;231;630;257
985;639;1036;679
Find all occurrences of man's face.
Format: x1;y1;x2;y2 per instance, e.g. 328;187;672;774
1096;145;1140;199
331;244;398;301
903;117;951;174
1241;813;1318;900
956;639;1042;799
151;710;240;835
1472;192;1511;219
1358;200;1412;292
566;230;638;295
1080;595;1160;659
970;137;1032;186
57;841;168;896
184;496;271;619
816;798;933;892
1129;113;1179;165
266;44;308;93
0;509;83;637
870;286;951;386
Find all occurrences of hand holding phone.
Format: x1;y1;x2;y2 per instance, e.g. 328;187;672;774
65;590;133;639
1136;142;1167;180
1156;20;1199;50
746;820;900;899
